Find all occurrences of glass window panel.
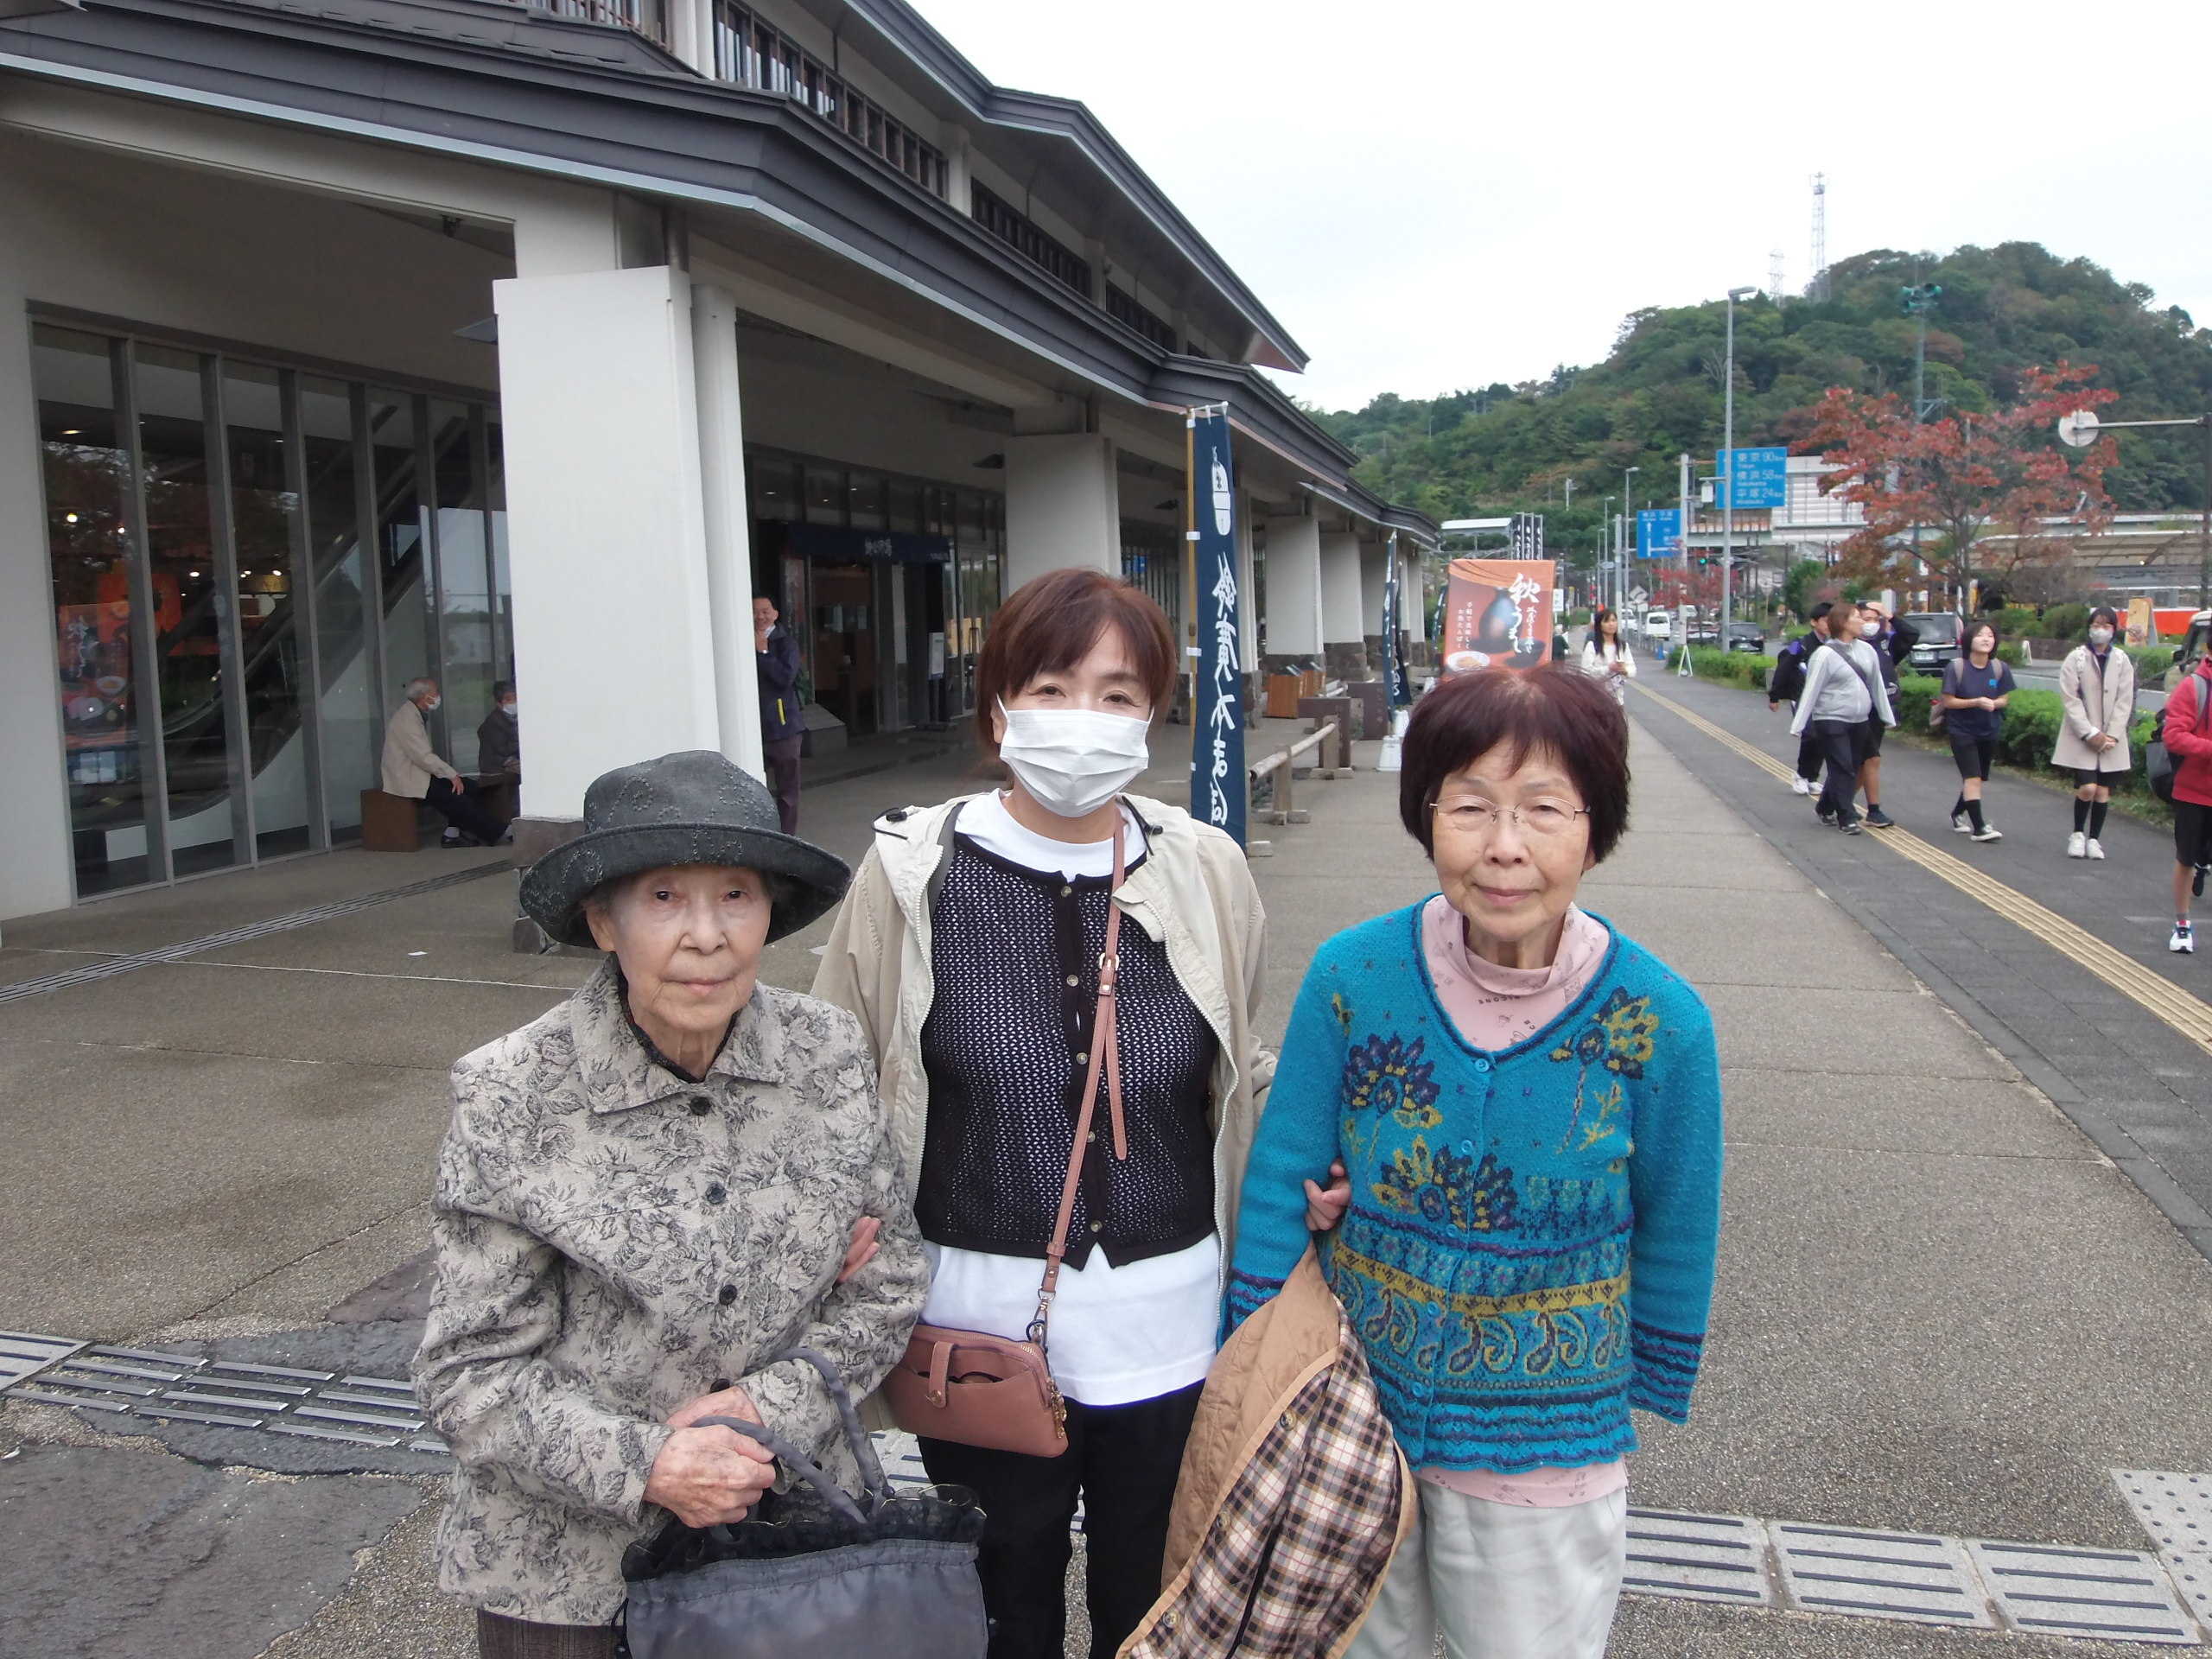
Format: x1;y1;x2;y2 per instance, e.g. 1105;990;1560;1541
224;360;313;860
367;391;430;721
748;453;796;521
887;479;922;534
486;419;512;690
848;474;887;531
135;342;236;876
804;465;845;524
37;327;150;896
301;375;372;840
429;400;498;767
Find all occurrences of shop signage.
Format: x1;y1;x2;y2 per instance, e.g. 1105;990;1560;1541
785;523;951;563
1187;406;1246;844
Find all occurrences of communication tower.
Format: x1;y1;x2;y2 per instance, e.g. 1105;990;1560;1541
1770;249;1787;306
1808;173;1828;302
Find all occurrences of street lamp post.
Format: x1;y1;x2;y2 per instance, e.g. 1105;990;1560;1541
1622;465;1640;620
2056;408;2212;607
1600;496;1614;613
1722;286;1758;647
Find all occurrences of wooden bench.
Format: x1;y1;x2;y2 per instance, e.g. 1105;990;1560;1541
359;789;421;853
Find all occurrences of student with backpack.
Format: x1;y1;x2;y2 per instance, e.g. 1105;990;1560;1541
1789;604;1893;835
1940;621;2015;843
1768;603;1832;796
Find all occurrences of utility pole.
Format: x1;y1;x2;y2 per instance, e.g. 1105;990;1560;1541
1623;465;1640;617
1902;276;1943;595
1722;288;1756;645
2057;408;2212;607
1678;450;1691;612
1601;496;1614;614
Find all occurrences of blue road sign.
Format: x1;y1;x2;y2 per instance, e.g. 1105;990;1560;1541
1638;508;1681;560
1716;447;1787;510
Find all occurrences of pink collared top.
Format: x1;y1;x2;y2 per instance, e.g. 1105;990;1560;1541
1413;893;1629;1509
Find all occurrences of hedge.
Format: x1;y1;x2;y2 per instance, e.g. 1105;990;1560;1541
1675;646;1774;690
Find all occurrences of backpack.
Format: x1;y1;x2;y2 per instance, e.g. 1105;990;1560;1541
1768;639;1809;703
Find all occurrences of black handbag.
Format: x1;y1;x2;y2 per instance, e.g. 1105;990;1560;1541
2148;678;2204;804
617;1348;988;1659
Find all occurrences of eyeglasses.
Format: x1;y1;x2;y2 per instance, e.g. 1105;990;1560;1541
1428;795;1592;840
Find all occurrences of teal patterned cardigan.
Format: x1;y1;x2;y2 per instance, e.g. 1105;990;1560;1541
1227;903;1723;1474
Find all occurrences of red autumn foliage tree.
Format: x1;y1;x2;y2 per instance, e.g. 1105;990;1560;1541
1802;361;2120;596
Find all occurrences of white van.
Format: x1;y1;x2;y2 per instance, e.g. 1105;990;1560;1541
1644;612;1673;643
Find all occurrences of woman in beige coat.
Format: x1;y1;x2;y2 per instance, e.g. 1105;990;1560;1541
2054;607;2137;860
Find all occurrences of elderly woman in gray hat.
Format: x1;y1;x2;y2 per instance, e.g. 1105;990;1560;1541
413;750;930;1659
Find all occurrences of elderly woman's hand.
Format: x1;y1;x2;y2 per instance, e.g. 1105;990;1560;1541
643;1421;777;1527
1304;1160;1351;1231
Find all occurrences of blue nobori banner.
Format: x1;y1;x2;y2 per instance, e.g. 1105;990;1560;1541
1187;407;1246;845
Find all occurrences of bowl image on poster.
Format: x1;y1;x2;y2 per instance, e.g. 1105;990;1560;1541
1442;557;1555;674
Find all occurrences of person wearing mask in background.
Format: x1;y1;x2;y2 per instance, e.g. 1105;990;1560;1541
477;680;520;780
1852;601;1904;830
2054;607;2135;861
383;677;508;848
1580;607;1637;705
1942;621;2014;844
1769;602;1832;796
2158;646;2212;953
811;568;1343;1659
754;594;805;836
1790;604;1892;836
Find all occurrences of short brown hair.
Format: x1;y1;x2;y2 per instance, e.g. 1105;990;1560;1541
1398;670;1631;861
973;569;1178;754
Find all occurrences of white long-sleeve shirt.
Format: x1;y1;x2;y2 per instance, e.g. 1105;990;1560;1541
1789;639;1895;734
1580;638;1636;703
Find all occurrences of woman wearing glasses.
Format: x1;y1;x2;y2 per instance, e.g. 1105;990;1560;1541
1226;667;1723;1659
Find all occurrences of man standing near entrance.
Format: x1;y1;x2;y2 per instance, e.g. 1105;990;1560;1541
756;594;804;833
382;677;507;846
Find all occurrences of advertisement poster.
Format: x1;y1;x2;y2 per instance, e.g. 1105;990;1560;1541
2127;597;2155;646
1186;406;1246;844
1441;558;1556;675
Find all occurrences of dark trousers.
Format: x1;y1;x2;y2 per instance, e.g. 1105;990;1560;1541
919;1382;1202;1659
475;1610;613;1658
765;734;804;836
1808;719;1866;825
428;776;507;843
1795;731;1824;783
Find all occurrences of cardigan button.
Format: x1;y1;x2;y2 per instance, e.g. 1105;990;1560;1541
1059;884;1074;898
1472;1058;1491;1072
1065;973;1080;987
718;1284;738;1306
689;1096;712;1116
705;1183;727;1205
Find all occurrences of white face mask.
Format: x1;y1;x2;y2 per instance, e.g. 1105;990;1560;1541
502;701;517;717
423;695;442;712
2088;627;2114;648
996;700;1150;818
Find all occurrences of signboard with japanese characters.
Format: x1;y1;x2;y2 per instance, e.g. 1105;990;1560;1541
1440;557;1557;675
1187;407;1246;843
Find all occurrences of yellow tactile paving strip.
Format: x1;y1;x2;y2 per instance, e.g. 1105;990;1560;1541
1632;681;2212;1058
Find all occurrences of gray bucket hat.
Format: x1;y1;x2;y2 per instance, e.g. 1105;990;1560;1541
519;750;850;949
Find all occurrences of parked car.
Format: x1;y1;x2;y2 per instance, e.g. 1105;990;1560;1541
1904;612;1961;673
2164;609;2212;692
1724;620;1766;653
1645;613;1673;643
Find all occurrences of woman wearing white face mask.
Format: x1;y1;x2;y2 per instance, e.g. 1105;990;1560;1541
2055;606;2135;860
813;568;1341;1659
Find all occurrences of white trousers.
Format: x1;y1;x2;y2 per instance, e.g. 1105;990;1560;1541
1344;1482;1629;1659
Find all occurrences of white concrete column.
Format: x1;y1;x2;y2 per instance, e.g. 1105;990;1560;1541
0;287;73;920
690;282;763;781
494;264;721;821
1359;543;1388;640
1319;531;1364;643
1004;433;1119;591
1261;516;1322;658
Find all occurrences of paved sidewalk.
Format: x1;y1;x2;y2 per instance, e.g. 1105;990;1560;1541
3;709;2210;1655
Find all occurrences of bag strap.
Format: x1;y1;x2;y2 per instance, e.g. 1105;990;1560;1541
1824;637;1881;704
692;1414;871;1529
1028;814;1129;1348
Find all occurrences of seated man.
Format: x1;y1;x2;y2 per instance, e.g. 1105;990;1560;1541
382;677;508;847
477;680;520;779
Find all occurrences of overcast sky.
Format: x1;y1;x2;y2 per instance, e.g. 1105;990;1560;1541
913;0;2212;415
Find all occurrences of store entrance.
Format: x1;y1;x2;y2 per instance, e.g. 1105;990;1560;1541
810;562;878;737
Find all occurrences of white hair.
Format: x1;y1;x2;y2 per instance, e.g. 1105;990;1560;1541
404;677;437;700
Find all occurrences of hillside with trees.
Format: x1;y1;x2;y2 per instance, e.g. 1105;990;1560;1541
1315;243;2212;570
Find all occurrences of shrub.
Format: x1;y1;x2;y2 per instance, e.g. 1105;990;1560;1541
2130;643;2179;682
1993;606;2039;638
2043;602;2089;641
1679;646;1773;690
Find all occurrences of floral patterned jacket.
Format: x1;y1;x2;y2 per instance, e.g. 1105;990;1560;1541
412;961;929;1624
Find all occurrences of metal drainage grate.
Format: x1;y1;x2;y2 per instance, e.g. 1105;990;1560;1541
2120;1471;2212;1560
1771;1522;1993;1628
1967;1541;2201;1646
1;1343;445;1453
0;1330;84;1390
2166;1554;2212;1634
1623;1510;1772;1606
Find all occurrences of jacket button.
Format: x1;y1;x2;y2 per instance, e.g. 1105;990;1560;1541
689;1096;712;1116
718;1284;738;1306
706;1183;728;1205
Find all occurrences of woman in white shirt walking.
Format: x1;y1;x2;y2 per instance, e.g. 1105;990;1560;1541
1789;604;1895;836
1580;608;1637;704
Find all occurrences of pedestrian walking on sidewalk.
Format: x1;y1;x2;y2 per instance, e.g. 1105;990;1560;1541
1226;666;1723;1659
381;677;509;847
2055;607;2135;861
2159;652;2212;953
811;568;1328;1659
1790;605;1894;835
1853;601;1909;828
755;594;805;835
415;750;925;1658
1769;602;1832;796
1580;607;1637;705
1941;622;2015;843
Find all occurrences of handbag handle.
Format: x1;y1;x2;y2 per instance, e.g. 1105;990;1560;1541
686;1344;894;1527
692;1414;870;1529
1028;815;1129;1348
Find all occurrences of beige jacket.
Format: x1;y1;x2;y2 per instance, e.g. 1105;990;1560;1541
381;699;462;798
412;963;928;1624
2055;644;2137;773
810;790;1276;1288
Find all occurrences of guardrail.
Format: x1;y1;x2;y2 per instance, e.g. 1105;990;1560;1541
1248;719;1342;837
